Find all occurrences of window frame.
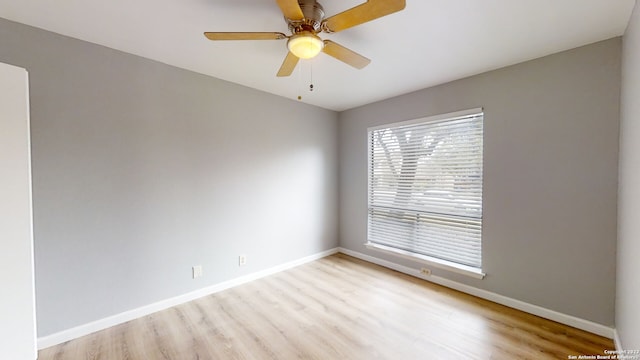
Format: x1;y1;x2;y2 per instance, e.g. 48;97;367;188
366;108;486;279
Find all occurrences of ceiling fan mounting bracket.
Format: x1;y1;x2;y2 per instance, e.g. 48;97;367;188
320;21;334;34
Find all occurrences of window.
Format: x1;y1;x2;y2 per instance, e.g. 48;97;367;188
367;109;484;277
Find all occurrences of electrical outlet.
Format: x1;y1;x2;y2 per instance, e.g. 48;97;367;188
192;265;203;279
239;254;247;266
420;267;432;276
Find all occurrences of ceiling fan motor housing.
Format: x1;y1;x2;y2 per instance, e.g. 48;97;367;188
287;0;325;34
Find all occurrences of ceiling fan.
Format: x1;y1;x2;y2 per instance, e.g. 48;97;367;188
204;0;406;77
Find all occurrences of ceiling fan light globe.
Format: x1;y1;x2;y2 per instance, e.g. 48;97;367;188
287;33;324;59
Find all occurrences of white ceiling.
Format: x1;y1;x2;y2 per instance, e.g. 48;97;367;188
0;0;635;111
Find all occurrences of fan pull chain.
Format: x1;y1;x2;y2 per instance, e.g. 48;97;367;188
309;61;314;92
297;59;304;100
297;60;316;100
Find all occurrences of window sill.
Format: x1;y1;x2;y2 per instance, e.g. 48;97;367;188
365;242;486;279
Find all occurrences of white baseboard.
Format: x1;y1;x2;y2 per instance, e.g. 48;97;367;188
614;328;623;350
338;247;615;339
37;247;339;350
38;246;614;349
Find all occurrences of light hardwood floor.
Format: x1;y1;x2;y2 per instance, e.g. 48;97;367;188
38;253;613;359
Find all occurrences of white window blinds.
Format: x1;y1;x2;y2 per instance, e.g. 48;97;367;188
368;111;484;269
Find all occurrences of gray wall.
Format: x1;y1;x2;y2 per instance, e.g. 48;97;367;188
617;0;640;350
339;38;621;326
0;18;339;337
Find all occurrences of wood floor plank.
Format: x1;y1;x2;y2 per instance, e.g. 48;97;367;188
38;253;614;359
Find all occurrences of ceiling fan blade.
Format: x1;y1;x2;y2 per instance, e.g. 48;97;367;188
276;0;304;20
204;32;287;41
277;52;300;77
322;40;371;69
322;0;406;33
